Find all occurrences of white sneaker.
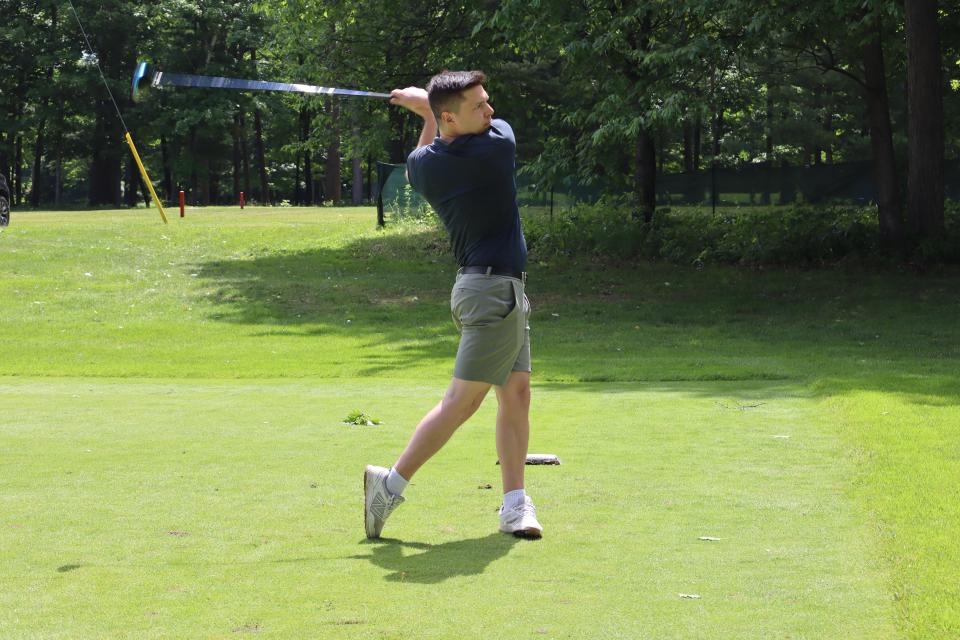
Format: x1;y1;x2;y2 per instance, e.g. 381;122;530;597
364;465;404;539
499;495;543;539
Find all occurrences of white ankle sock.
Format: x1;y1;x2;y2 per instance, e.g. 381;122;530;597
503;489;526;510
385;467;408;496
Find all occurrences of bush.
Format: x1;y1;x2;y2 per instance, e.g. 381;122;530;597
913;200;960;263
387;182;435;221
525;196;646;260
387;196;960;267
522;201;955;266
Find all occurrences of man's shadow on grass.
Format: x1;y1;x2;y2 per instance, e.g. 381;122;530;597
351;533;520;583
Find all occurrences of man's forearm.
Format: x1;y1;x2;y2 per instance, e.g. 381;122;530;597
416;116;437;149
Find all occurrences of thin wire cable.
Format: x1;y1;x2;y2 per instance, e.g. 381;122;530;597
66;0;130;133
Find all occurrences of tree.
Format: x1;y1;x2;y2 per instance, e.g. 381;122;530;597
490;0;768;219
905;0;945;241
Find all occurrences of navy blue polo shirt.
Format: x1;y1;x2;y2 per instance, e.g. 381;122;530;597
406;119;527;273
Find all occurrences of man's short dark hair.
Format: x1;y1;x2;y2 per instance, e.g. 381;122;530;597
426;70;487;121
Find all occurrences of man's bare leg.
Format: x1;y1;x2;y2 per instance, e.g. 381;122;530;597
494;371;541;537
393;377;491;480
494;371;531;493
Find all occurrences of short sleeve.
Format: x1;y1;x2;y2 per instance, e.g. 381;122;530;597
406;146;427;191
493;119;515;148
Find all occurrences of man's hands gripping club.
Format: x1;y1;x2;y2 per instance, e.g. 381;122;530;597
391;87;437;150
390;87;431;117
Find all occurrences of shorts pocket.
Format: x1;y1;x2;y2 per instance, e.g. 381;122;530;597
452;280;518;327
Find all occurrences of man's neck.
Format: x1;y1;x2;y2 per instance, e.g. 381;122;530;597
438;126;458;144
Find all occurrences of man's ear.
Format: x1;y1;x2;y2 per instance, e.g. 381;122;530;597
441;111;456;125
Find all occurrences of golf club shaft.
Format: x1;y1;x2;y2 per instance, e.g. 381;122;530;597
152;71;392;99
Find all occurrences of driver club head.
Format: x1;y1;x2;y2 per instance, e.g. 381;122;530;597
131;61;154;102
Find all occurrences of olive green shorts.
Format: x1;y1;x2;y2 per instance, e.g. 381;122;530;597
450;273;531;386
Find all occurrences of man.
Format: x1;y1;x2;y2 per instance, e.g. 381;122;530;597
364;70;542;540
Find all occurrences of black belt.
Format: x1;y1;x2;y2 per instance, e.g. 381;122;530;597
458;266;526;280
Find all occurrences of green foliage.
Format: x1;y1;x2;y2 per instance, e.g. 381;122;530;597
525;202;898;266
524;196;647;259
2;0;957;258
343;409;381;426
911;200;960;263
387;182;435;221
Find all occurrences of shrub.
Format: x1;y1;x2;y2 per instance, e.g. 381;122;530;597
525;196;646;260
523;202;945;266
388;183;435;221
913;200;960;263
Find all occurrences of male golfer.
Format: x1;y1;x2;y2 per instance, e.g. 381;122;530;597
364;70;541;539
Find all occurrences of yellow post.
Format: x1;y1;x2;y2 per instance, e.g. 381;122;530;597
124;132;168;224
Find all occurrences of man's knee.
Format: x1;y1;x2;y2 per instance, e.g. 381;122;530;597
498;372;531;408
443;379;489;420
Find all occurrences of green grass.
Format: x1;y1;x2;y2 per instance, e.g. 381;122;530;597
1;207;958;638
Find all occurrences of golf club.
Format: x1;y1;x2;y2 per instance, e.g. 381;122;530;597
132;61;392;102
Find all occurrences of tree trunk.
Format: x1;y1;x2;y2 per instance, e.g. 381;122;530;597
389;108;407;162
199;157;211;206
232;112;241;203
352;127;362;205
635;131;656;222
366;152;373;200
712;108;723;158
863;13;905;249
30;40;56;208
85;11;128;209
138;163;151;207
12;88;24;206
239;111;251;198
208;158;219;205
294;152;302;204
325;98;341;204
813;85;823;165
15;134;23;206
765;89;774;158
295;106;305;204
30;115;46;207
124;152;137;207
304;148;313;206
48;6;59;204
0;133;9;192
656;130;665;175
54;140;63;206
302;106;313;205
825;110;834;164
161;135;173;201
189;126;198;204
761;89;774;205
352;155;362;205
250;50;269;205
905;0;945;240
254;107;269;204
88;103;123;206
683;120;694;172
125;141;151;208
824;86;834;164
693;120;701;171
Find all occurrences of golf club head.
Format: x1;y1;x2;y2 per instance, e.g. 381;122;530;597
131;61;153;102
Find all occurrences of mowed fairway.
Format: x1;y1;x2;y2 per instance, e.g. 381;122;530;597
1;208;958;639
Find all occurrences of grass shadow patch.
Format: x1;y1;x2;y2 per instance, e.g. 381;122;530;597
193;226;960;402
352;534;520;583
